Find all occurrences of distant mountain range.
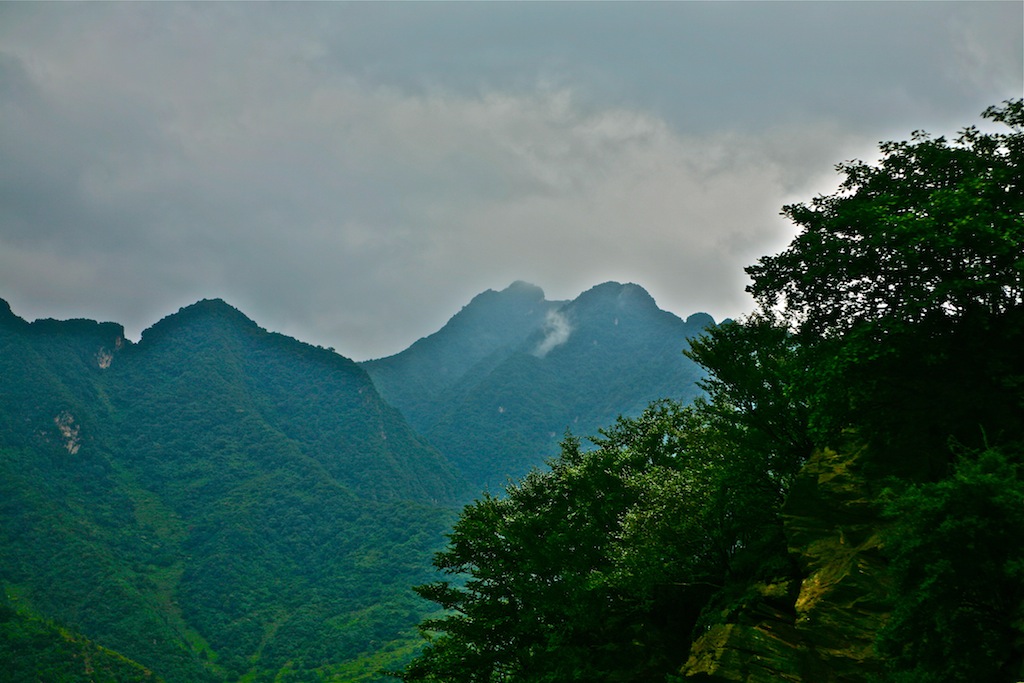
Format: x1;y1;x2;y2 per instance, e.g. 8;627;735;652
0;282;715;681
363;281;714;490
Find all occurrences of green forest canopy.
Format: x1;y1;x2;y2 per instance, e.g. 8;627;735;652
396;100;1024;682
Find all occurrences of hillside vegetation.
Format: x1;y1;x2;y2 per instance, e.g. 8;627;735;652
0;299;460;682
397;101;1024;682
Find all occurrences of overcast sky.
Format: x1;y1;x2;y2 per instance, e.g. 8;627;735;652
1;2;1020;360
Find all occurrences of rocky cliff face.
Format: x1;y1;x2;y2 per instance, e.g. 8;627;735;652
682;442;891;682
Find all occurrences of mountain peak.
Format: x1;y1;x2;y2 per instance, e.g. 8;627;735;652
139;298;259;346
178;298;250;319
686;312;716;328
362;282;566;422
572;281;658;311
463;281;546;311
503;280;546;299
0;298;27;329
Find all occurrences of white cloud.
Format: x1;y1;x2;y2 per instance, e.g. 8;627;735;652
533;309;572;358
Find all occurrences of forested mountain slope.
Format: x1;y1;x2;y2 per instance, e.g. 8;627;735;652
362;280;565;431
0;298;461;682
0;599;160;683
364;281;715;490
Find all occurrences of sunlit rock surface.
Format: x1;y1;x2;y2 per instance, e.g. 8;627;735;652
682;443;891;682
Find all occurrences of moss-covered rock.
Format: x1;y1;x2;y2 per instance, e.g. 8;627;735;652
681;443;891;682
681;597;823;682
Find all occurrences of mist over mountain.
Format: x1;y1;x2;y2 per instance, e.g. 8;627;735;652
363;281;715;491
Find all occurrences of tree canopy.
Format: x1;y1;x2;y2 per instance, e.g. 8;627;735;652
398;398;802;682
398;315;811;681
398;100;1024;682
878;447;1024;682
749;100;1024;462
747;100;1024;339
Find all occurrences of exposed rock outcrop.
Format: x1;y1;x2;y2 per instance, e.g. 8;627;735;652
682;442;891;682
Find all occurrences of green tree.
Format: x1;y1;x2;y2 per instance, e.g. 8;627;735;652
684;314;811;477
748;100;1023;338
744;100;1024;676
877;448;1024;682
402;403;710;682
399;388;806;682
677;315;810;619
746;99;1024;467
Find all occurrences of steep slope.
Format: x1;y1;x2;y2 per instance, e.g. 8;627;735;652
0;298;124;452
116;299;461;502
365;282;714;491
0;298;461;682
0;597;161;683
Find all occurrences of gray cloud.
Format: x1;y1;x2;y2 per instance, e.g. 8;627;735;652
0;2;1020;359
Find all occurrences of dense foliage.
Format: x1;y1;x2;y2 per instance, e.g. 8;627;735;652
748;99;1024;468
747;100;1024;679
0;597;160;683
877;448;1024;682
400;101;1024;681
748;107;1023;338
399;398;803;682
0;299;461;682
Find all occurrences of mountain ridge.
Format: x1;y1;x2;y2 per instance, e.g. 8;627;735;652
361;282;566;433
0;294;463;682
362;281;716;490
0;282;719;679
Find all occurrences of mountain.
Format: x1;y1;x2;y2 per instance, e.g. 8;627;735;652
361;281;565;431
0;284;718;680
363;282;715;491
0;298;461;682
